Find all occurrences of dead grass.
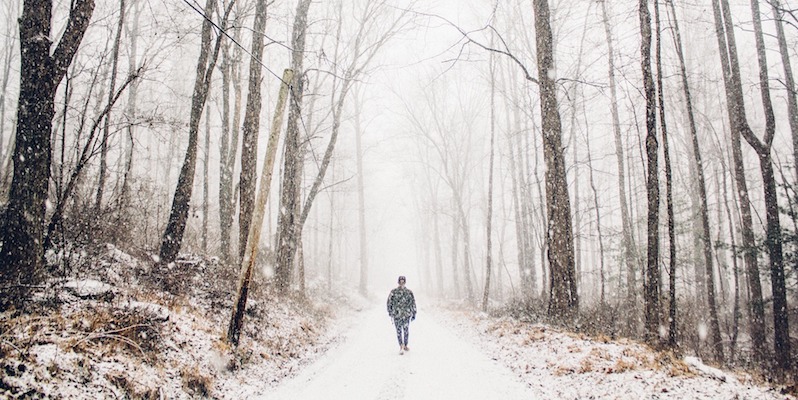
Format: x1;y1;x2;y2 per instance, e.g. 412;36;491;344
181;366;213;397
67;305;162;360
106;369;159;399
609;357;637;374
578;357;594;373
654;350;693;377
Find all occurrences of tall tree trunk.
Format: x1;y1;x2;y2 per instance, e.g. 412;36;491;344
533;0;578;319
664;0;690;349
117;0;141;244
531;127;547;299
433;204;444;297
238;0;268;263
710;0;767;363
327;170;335;294
639;0;661;345
275;0;312;292
770;0;798;183
96;0;126;212
202;85;211;253
454;190;474;302
507;69;534;296
748;0;791;371
218;40;232;262
584;106;606;306
719;162;742;359
355;91;369;296
569;7;591;294
219;28;242;264
158;0;230;265
507;115;528;297
655;0;675;350
159;0;231;267
601;1;637;308
0;0;95;310
482;50;497;312
669;0;722;357
451;201;461;298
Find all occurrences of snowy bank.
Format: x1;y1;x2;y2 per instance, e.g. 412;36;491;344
0;246;352;399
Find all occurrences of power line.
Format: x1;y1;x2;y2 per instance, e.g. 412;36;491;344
179;0;290;86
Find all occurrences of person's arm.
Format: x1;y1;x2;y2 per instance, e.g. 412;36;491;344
387;291;394;317
410;291;417;319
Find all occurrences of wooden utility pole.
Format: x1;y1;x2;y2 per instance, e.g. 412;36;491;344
227;69;293;346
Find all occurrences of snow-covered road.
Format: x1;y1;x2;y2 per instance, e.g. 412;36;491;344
256;304;538;400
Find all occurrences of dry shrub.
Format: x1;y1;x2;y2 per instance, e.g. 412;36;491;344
609;358;637;374
589;347;611;360
522;326;546;345
486;320;509;336
106;370;159;399
181;366;213;398
595;334;611;344
655;350;693;377
69;305;162;360
579;357;594;373
300;319;315;333
1;313;62;358
212;338;232;354
623;348;649;364
554;364;576;376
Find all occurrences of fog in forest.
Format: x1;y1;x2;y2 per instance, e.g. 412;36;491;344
0;0;796;377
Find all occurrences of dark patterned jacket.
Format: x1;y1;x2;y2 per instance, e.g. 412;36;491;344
387;286;416;320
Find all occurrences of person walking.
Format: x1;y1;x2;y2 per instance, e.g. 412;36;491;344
387;275;416;355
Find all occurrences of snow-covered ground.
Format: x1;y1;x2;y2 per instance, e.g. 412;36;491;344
259;305;537;400
438;309;795;400
1;246;794;399
259;303;795;400
0;246;356;399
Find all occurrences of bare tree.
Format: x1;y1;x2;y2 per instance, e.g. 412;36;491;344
238;0;269;263
218;6;243;264
769;0;798;184
44;70;141;252
202;84;211;253
401;74;477;300
287;0;413;292
157;0;233;268
533;0;578;319
353;88;370;296
275;0;313;292
96;0;127;212
600;0;637;310
0;0;95;309
745;0;791;371
482;48;497;312
638;0;661;346
654;0;676;352
711;0;774;366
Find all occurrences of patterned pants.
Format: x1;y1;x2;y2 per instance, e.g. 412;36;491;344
393;317;410;346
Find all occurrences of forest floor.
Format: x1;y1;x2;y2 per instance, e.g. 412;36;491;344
261;303;795;400
0;245;795;399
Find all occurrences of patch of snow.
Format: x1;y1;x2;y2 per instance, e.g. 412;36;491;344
435;310;792;400
62;279;114;299
685;356;735;383
125;300;170;321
